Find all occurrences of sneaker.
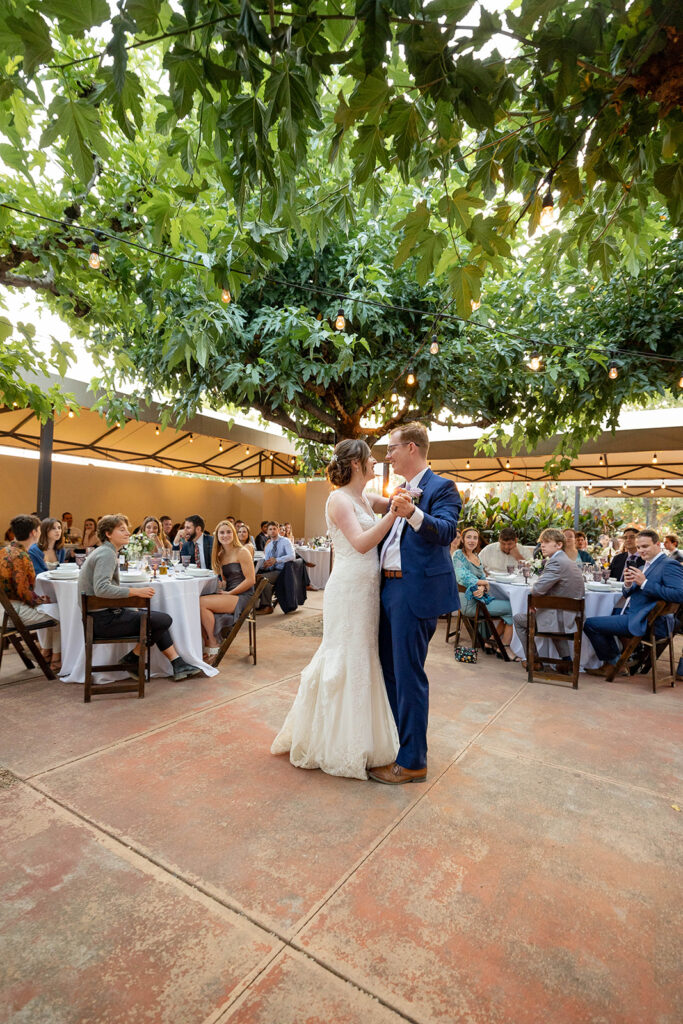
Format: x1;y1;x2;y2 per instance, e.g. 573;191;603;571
172;658;202;681
121;650;140;679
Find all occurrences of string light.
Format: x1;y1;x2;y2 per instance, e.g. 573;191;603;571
189;433;193;443
466;459;470;470
430;335;439;355
470;298;481;311
539;189;554;228
599;454;604;466
315;311;323;321
679;374;683;388
661;481;666;489
652;453;657;464
155;425;160;436
245;447;249;455
291;456;296;465
335;308;346;331
505;458;510;469
221;288;231;304
406;371;416;385
650;487;655;494
269;452;274;460
218;439;223;452
390;392;398;402
67;407;74;418
88;242;100;269
608;361;618;380
527;351;542;371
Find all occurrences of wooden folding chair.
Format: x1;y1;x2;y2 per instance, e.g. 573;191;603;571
212;578;268;669
81;594;151;702
446;584;509;660
0;588;58;681
605;600;679;692
526;594;585;689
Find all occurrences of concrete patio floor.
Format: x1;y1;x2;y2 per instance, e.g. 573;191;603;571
1;592;682;1024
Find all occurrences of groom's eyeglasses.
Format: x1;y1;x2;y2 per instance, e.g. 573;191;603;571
386;442;411;454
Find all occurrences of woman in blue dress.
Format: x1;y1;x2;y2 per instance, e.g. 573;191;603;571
453;527;515;653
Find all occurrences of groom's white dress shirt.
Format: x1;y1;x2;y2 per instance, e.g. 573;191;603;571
380;468;428;571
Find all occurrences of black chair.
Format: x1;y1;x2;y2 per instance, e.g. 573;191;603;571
526;594;585;689
81;594;151;702
446;584;509;660
212;579;269;668
0;588;58;681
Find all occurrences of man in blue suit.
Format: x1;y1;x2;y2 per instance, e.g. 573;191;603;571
180;514;213;568
369;422;461;785
584;529;683;678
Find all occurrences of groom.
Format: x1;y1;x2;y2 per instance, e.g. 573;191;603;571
370;422;461;785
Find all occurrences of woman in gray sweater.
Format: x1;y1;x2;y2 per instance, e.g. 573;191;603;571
82;514;201;681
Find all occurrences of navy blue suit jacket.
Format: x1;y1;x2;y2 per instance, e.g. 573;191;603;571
380;468;461;618
619;554;683;636
180;533;213;567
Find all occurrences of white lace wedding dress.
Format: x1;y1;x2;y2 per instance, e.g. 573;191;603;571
271;495;399;779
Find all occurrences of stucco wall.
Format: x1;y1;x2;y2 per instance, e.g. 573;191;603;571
0;452;330;539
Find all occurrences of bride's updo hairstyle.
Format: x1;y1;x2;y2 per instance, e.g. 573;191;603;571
326;439;371;487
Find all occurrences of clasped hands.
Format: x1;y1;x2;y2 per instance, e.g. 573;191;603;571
390;488;415;519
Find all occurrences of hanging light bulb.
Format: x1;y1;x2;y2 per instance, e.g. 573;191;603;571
218;439;223;452
67;407;74;419
221;288;231;304
470;298;481;311
245;447;250;456
505;458;510;469
269;452;274;460
189;433;194;443
617;488;621;495
430;335;439;355
528;351;542;371
608;361;618;380
652;453;657;464
678;373;683;389
335;308;346;331
390;392;398;403
661;481;666;489
406;371;416;386
539;189;554;228
315;311;323;321
466;459;470;470
155;425;160;436
650;487;655;494
88;243;100;269
599;454;604;466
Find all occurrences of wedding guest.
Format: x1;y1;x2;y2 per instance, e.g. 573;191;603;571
169;522;185;548
81;518;99;549
159;515;173;539
61;511;81;544
280;522;293;539
3;525;14;543
663;534;683;563
236;522;255;558
142;515;172;554
585;529;683;677
453;527;513;651
199;520;256;661
255;521;269;552
1;515;60;671
597;533;618;562
28;518;66;575
513;528;585;672
563;528;595;566
479;527;535;573
256;521;295;609
80;513;201;681
609;527;644;580
180;514;213;567
450;529;462;555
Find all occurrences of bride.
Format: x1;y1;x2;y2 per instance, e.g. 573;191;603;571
271;439;400;779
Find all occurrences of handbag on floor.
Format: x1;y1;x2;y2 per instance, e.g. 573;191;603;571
454;646;477;663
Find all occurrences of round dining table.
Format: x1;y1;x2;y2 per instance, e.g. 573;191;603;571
295;546;333;590
487;579;623;669
35;571;219;684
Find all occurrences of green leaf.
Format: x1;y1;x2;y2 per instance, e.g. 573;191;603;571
356;0;393;72
164;45;207;119
105;12;136;94
40;0;109;36
40;97;108;183
236;0;270;51
124;0;162;35
6;14;53;76
653;162;683;224
350;124;390;183
447;263;483;318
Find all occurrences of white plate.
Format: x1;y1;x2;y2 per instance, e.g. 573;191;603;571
586;582;612;591
119;572;149;583
48;569;79;579
186;568;215;577
489;573;517;581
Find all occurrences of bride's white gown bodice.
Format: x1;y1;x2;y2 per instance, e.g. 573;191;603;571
271;494;399;779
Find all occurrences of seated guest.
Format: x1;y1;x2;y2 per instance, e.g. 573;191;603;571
29;517;67;575
256;521;295;609
453;527;514;651
479;527;535;573
513;528;585;672
585;529;683;677
180;514;213;567
663;534;683;563
609;527;644;580
61;511;81;544
280;522;293;540
3;525;15;543
574;531;595;564
81;517;99;549
169;522;185;549
142;515;172;554
80;514;201;680
563;528;595;566
159;516;173;541
255;521;269;552
199;520;256;662
0;514;61;671
235;522;255;558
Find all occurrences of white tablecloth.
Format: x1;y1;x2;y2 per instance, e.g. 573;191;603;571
35;572;219;683
488;580;623;669
295;547;333;590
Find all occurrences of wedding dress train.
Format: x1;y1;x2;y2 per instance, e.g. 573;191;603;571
271;496;399;779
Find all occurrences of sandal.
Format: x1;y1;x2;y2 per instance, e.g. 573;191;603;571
50;655;62;673
205;647;219;665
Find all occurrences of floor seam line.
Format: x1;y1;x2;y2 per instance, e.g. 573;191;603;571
22;670;303;780
475;742;682;801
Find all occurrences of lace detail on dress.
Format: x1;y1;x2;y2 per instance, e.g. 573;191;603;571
271;490;398;779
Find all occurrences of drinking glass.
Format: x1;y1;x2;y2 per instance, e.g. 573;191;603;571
181;555;191;571
74;553;86;568
521;565;531;583
506;565;515;575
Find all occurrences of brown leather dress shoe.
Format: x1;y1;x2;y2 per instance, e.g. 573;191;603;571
368;762;427;784
585;665;610;677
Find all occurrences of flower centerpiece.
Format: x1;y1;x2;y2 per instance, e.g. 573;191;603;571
531;557;545;575
124;533;156;565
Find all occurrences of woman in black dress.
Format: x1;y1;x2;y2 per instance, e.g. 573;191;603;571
200;519;255;662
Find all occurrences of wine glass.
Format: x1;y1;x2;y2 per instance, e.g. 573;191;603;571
181;555;191;572
74;553;86;568
506;564;515;575
521;564;531;583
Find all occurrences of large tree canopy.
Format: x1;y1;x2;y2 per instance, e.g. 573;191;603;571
0;0;680;460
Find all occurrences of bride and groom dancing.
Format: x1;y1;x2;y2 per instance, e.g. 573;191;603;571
271;422;462;782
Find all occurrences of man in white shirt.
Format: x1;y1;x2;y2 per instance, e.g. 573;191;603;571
479;527;535;573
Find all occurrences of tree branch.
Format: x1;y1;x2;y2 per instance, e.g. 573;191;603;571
250;400;335;444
